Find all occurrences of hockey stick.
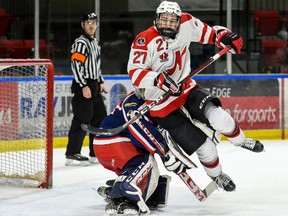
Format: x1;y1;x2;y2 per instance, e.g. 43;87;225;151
169;146;217;202
178;171;216;202
135;118;216;201
179;106;221;145
164;131;217;202
81;46;231;136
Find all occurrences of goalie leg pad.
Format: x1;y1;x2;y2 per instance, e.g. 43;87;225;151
146;175;171;208
120;154;160;201
108;154;159;213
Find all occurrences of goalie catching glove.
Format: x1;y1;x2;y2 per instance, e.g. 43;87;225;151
215;29;243;54
154;71;181;95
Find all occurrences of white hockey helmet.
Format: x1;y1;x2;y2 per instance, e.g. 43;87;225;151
155;1;182;38
156;1;181;17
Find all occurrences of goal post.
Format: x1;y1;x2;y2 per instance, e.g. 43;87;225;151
0;59;54;188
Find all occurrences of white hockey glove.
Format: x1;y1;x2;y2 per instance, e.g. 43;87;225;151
163;150;188;175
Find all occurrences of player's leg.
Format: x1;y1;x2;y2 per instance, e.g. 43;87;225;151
65;95;93;166
185;87;264;153
94;138;150;214
89;94;107;163
93;138;144;175
204;102;264;152
196;137;236;192
107;154;161;215
154;110;207;155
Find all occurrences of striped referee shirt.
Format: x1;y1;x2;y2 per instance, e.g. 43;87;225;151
71;34;104;87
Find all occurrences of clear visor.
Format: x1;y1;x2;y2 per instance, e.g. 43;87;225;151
156;13;179;30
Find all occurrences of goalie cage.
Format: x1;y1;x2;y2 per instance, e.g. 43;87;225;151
0;59;53;188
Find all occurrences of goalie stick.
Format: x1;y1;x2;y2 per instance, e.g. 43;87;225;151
136;117;216;202
97;140;216;205
81;46;230;136
164;131;217;202
179;171;216;202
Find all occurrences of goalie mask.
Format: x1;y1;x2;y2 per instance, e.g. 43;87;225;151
135;88;145;100
155;1;182;39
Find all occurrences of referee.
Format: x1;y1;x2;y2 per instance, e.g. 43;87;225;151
65;12;107;166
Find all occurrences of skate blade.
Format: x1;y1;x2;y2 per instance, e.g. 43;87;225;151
65;159;90;166
89;157;99;164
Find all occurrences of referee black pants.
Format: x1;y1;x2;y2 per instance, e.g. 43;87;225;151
65;80;107;157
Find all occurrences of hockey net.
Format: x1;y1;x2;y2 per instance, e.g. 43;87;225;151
0;59;53;188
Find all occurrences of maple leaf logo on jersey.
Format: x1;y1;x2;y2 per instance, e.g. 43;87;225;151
136;37;145;46
159;52;169;62
124;102;137;107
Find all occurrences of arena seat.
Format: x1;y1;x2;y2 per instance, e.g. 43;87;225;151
254;10;283;37
262;39;287;72
0;39;59;58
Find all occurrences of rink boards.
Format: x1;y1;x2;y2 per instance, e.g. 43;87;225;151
51;74;288;146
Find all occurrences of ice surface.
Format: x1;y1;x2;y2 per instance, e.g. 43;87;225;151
0;140;287;216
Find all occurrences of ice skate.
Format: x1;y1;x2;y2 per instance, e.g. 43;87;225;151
104;201;119;215
240;138;264;153
211;172;236;192
118;202;139;215
65;154;90;166
97;185;112;198
89;156;98;164
104;199;139;216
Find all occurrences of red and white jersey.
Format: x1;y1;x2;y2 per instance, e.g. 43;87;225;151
128;13;224;117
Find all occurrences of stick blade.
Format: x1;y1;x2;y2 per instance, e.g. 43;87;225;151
203;180;217;199
81;124;123;136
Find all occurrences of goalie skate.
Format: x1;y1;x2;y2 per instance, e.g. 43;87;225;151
98;175;170;209
104;199;140;216
97;185;112;198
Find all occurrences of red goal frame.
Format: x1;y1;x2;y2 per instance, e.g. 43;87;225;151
0;59;54;188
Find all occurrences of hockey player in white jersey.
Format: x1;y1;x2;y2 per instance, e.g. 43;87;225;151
127;1;264;192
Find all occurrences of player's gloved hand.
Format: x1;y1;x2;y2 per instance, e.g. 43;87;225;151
154;71;180;95
215;30;243;54
163;150;188;174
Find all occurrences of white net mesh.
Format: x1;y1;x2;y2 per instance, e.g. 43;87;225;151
0;60;53;188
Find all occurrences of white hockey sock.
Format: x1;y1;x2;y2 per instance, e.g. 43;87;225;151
196;138;221;177
204;103;245;145
201;157;222;178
